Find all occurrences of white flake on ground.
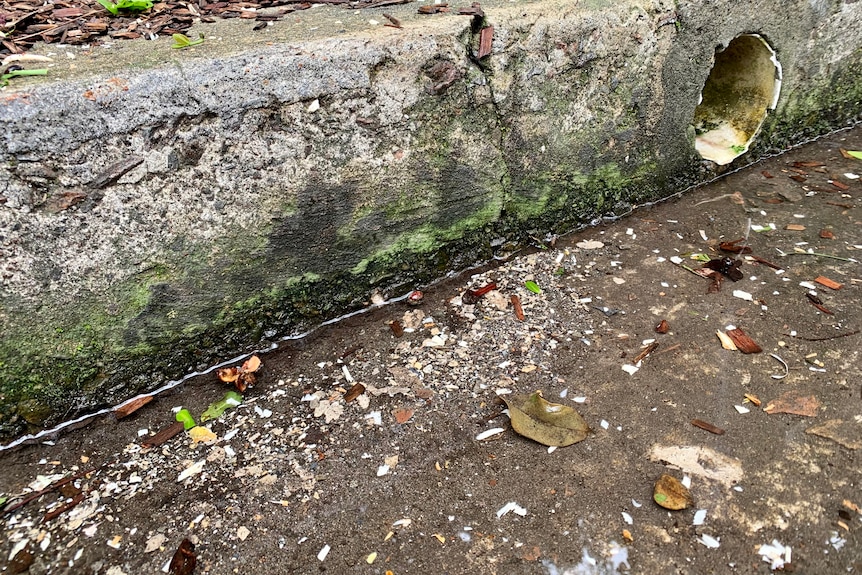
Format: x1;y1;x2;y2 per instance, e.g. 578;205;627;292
176;460;205;482
317;544;330;561
621;512;633;524
496;501;527;518
735;405;750;414
693;509;707;525
758;540;791;570
698;534;720;548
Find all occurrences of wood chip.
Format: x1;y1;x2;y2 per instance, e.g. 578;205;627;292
141;421;185;448
813;276;842;290
819;229;835;239
114;395;153;419
725;328;762;353
831;179;850;191
344;383;366;402
764;391;821;417
478;25;493;58
690;419;725;435
632;342;659;363
511;295;525;321
655;319;669;334
785;223;806;231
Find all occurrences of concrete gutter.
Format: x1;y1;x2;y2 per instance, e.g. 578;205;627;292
1;0;861;438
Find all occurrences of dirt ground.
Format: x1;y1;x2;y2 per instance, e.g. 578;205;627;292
2;127;862;575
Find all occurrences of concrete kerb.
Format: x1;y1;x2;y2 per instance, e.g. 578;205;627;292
0;0;860;440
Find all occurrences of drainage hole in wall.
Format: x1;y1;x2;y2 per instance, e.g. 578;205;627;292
693;34;782;166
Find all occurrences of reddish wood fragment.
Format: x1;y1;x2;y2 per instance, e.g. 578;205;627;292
725;328;762;353
169;539;196;575
142;421;185;448
511;295;525;321
789;174;807;182
819;229;835;239
840;148;859;160
389;320;404;337
831;180;850;191
393;407;414;424
806;292;834;315
458;2;484;16
462;282;497;304
43;492;85;523
793;160;825;168
633;342;659;363
114;395;153;420
478;25;494;58
690;419;725;435
344;383;366;402
3;468;97;514
655;319;669;334
761;170;774;178
718;238;751;254
826;201;854;209
814;276;842;290
785;223;806;231
418;4;447;13
750;255;783;270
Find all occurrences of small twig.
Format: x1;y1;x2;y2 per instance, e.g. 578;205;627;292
749;255;783;270
691;419;725;435
43;492;85;523
778;250;858;263
782;330;860;342
632;342;659;364
3;467;97;515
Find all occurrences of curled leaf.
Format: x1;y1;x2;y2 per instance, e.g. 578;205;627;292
502;391;589;447
175;409;196;430
653;473;693;510
200;390;243;422
217;366;239;383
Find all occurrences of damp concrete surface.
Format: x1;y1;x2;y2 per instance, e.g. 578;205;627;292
2;0;862;439
1;126;861;574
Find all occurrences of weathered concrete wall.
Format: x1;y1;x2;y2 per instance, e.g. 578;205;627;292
1;0;860;438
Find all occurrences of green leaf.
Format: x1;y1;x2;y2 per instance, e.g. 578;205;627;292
200;390;243;422
171;33;204;49
175;408;196;430
1;69;49;86
502;391;590;447
97;0;119;14
848;150;862;160
115;0;153;10
524;280;541;294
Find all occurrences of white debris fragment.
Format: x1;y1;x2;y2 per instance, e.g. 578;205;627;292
237;526;251;541
698;534;720;549
631;499;642;508
376;465;390;477
547;446;557;454
496;501;527;518
621;364;639;375
341;365;354;382
699;230;708;241
576;240;604;249
670;255;683;265
476;428;505;441
621;512;633;525
799;281;817;290
8;540;28;562
693;509;707;526
734;405;751;414
732;290;753;301
600;420;610;430
177;460;206;482
845;173;859;180
573;396;587;403
365;411;382;426
392;518;412;528
317;544;331;561
758;540;791;570
681;475;691;489
306;99;320;113
254;405;273;418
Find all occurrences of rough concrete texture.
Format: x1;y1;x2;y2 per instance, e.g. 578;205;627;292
1;0;861;438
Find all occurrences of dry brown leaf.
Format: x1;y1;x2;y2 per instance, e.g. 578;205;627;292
243;355;262;373
217;367;239;383
503;391;590;447
764;391;821;417
653;473;693;510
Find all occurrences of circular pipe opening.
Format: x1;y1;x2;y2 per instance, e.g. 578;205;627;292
693;34;782;165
